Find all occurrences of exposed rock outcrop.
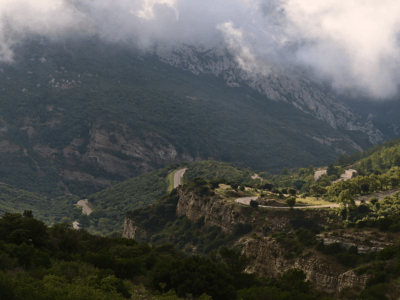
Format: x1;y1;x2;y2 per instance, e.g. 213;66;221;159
242;237;370;294
123;218;148;240
154;43;383;146
176;189;249;233
123;188;376;294
316;231;393;254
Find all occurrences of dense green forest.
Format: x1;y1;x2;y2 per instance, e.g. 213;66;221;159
0;37;374;199
0;211;337;300
183;161;254;184
0;183;78;226
334;137;400;169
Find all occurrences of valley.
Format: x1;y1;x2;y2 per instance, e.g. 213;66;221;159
0;37;399;300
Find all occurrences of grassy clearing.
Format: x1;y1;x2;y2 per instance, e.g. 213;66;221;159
295;197;333;206
166;170;176;193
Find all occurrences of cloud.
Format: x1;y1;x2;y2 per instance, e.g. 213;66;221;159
281;0;400;97
136;0;179;20
217;21;273;76
0;0;400;98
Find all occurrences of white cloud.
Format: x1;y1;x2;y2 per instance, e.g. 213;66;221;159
136;0;179;20
217;21;272;76
0;0;400;98
282;0;400;97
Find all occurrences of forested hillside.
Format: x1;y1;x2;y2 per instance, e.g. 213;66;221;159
334;137;400;169
0;211;336;300
0;37;375;198
82;161;258;235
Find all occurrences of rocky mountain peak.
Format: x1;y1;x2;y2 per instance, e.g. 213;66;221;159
153;42;383;145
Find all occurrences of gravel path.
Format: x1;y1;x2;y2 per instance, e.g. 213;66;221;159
251;174;263;181
174;168;187;188
332;169;356;183
314;170;327;181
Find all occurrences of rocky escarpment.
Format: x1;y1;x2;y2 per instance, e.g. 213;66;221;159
122;218;148;240
154;42;383;146
175;189;249;233
317;231;393;254
242;237;370;294
123;188;378;294
1;110;200;195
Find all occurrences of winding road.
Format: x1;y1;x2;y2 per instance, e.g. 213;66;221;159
235;188;400;209
234;196;340;209
174;168;187;188
77;199;93;215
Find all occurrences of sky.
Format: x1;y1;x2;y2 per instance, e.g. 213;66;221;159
1;0;400;98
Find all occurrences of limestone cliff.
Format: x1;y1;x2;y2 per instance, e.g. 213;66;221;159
122;218;148;240
175;189;249;233
242;237;370;294
123;189;375;294
154;42;383;146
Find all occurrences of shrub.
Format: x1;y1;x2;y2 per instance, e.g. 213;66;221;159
369;197;378;205
233;223;252;236
288;188;297;196
389;224;400;232
378;218;392;231
250;200;259;209
286;197;296;207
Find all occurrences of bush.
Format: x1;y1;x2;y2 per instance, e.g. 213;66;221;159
389;224;400;232
369;197;379;205
376;246;397;260
286;197;296;207
233;223;252;236
378;218;392;231
250;200;259;209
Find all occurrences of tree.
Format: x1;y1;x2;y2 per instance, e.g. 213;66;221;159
250;200;259;209
278;268;312;293
369;197;378;205
327;163;336;176
230;182;239;190
361;183;370;194
286;197;296;208
281;167;289;176
308;165;315;174
23;210;33;219
288;188;297;196
78;214;90;229
338;189;354;206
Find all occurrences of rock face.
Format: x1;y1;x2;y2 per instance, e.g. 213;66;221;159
123;189;373;294
316;231;393;254
154;43;383;145
175;189;249;233
123;218;148;240
5;115;198;194
242;237;370;294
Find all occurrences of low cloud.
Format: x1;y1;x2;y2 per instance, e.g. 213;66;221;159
0;0;399;98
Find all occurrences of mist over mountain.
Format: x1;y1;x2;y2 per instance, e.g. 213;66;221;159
0;0;398;198
1;0;400;99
